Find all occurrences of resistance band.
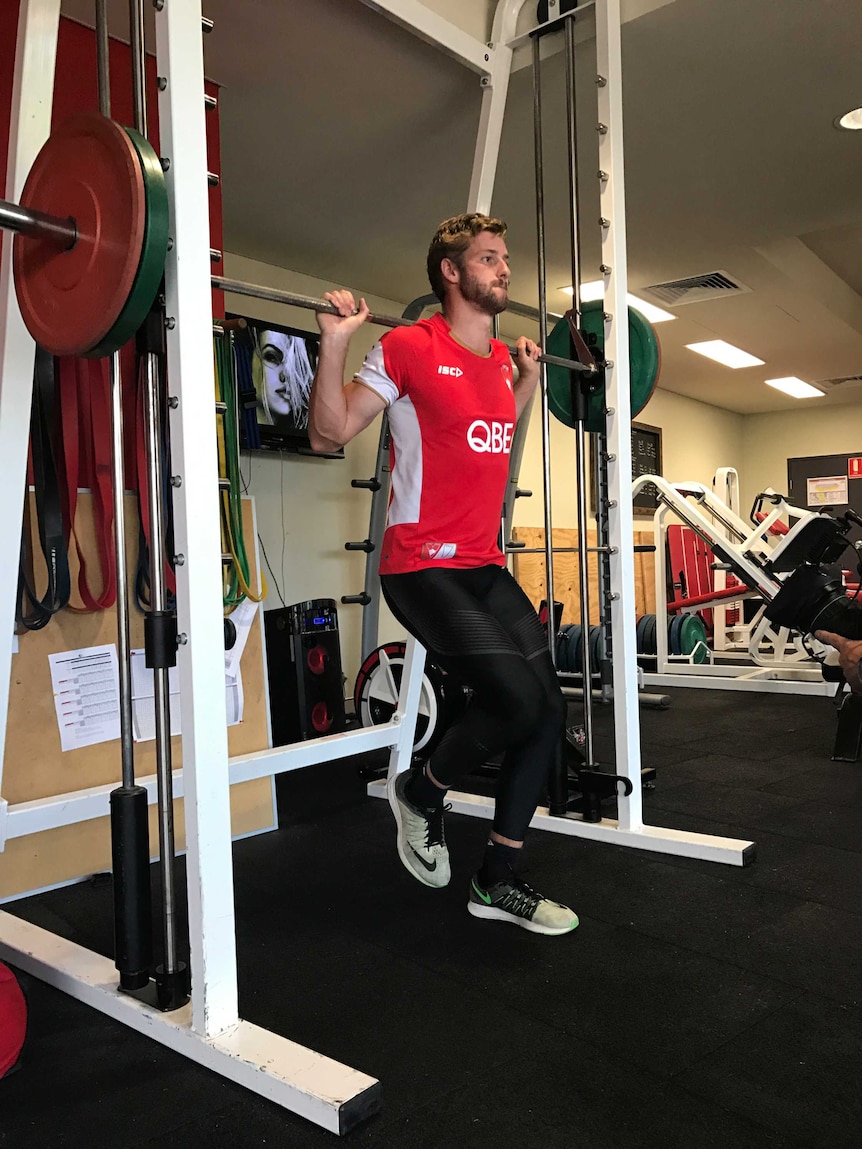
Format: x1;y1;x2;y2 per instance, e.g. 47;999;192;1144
213;331;265;609
17;348;71;630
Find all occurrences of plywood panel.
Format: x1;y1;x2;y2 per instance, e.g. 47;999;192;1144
512;527;656;624
1;492;273;899
0;779;273;901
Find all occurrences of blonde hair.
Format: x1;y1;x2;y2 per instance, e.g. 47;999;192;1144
253;328;315;428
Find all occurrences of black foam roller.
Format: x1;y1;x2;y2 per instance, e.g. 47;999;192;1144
110;785;153;991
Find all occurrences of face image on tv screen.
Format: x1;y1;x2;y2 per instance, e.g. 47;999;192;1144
230;314;330;454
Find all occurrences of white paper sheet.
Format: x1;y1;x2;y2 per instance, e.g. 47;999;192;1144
48;644;121;752
224;598;258;681
130;649;243;741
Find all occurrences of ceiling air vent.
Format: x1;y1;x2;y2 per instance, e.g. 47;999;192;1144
815;374;862;392
642;271;751;307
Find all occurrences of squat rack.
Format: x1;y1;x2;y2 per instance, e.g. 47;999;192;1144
0;0;752;1138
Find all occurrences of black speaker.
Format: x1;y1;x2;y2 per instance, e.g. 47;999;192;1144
264;599;346;745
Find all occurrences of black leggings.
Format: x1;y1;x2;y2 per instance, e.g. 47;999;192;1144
381;565;566;841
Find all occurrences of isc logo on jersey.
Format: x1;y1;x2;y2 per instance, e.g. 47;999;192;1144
467;420;514;454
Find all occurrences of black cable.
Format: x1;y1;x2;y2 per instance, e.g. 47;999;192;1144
257;533;286;607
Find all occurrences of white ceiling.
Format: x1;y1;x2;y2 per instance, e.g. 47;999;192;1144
61;0;862;416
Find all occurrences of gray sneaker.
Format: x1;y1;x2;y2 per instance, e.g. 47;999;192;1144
468;872;578;935
387;771;451;888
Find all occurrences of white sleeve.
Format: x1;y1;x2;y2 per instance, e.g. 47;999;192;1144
354;341;400;407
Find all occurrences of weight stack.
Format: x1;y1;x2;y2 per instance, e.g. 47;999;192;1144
264;599;346;745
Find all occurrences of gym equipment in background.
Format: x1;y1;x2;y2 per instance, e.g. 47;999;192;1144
353;642;469;760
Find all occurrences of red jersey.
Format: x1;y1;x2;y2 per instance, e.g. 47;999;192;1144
356;312;516;575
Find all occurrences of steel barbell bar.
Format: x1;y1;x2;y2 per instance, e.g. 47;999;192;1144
0;199;598;377
212;275;598;375
0;197;77;248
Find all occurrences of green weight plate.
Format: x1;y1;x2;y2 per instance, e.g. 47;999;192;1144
85;126;169;358
680;614;709;664
546;300;661;433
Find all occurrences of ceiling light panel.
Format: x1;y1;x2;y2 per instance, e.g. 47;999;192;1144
686;340;765;369
764;377;825;398
835;107;862;130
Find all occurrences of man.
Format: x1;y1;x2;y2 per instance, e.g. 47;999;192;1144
309;213;577;936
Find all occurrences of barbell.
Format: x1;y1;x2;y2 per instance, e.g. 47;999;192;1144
2;111;658;415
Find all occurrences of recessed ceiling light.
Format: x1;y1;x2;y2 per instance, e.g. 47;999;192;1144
764;376;825;399
561;282;604;302
560;282;676;322
625;296;677;324
686;340;765;369
834;107;862;130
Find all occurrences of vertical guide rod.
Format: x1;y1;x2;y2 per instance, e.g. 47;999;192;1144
530;34;556;663
95;0;110;118
94;0;137;789
564;14;595;764
143;352;180;974
100;0;152;993
129;0;180;984
129;0;147;136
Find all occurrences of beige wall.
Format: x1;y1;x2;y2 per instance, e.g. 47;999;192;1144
741;403;862;512
512;384;745;533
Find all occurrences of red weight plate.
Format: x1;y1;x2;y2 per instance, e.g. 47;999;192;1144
13;113;146;357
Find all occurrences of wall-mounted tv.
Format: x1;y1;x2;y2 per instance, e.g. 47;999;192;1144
229;312;342;458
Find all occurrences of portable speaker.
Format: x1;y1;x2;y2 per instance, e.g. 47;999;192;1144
264;599;346;745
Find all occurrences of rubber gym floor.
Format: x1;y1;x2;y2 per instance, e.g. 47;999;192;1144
2;685;861;1148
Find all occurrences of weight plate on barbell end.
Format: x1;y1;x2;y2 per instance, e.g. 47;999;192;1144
545;300;661;433
84;126;169;358
14;114;147;357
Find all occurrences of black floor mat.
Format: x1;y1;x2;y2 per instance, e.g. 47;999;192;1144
2;687;860;1148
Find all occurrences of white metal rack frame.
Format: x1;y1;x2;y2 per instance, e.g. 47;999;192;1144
0;0;751;1136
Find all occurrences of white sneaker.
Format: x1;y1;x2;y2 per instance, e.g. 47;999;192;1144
468;871;578;935
387;771;451;888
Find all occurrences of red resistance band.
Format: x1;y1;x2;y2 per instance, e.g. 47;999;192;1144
58;354;119;611
56;343;175;612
